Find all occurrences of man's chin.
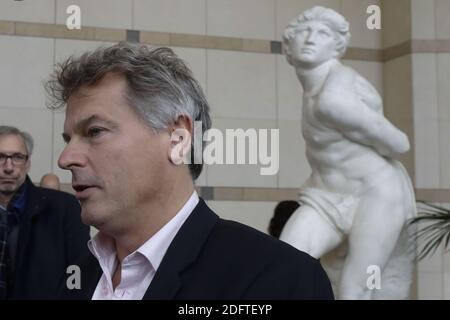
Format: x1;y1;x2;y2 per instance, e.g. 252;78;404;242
80;206;107;229
0;185;17;195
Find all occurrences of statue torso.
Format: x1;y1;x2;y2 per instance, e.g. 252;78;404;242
300;63;394;193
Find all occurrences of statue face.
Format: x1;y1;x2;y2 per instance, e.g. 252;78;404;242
289;21;338;68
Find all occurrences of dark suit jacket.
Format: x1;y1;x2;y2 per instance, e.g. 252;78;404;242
61;198;333;300
9;178;90;299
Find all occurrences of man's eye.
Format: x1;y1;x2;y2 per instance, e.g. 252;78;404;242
87;127;105;138
13;154;25;161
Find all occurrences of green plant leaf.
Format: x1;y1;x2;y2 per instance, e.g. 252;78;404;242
410;201;450;260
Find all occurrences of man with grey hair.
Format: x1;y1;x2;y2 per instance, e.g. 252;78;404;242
47;42;333;300
280;7;416;299
0;126;89;299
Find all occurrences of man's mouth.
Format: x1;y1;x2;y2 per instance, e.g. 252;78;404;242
72;184;99;199
0;178;16;183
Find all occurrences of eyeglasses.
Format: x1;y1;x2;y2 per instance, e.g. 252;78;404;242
0;153;29;165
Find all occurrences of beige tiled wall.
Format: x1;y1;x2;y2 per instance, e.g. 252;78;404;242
410;51;450;194
0;35;54;110
207;0;276;40
411;0;436;40
412;54;440;189
134;0;206;35
437;54;450;121
0;0;56;24
436;0;450;39
439;120;450;189
207;50;277;120
382;0;411;48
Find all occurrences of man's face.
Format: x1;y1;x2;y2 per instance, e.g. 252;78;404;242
58;73;171;233
289;21;339;68
0;134;30;199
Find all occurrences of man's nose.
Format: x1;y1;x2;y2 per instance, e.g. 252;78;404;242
2;158;14;173
58;141;86;170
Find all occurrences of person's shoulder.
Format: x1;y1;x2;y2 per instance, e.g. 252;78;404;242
212;218;318;267
206;218;332;299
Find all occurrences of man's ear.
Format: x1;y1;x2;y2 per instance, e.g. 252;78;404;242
168;115;193;165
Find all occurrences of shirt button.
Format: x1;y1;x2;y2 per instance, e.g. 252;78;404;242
102;287;109;296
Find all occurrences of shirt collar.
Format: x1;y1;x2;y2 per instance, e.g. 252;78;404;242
88;191;199;273
136;191;199;270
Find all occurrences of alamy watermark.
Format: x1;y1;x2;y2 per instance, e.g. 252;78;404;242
366;5;381;30
366;265;381;290
170;121;279;176
66;5;81;30
66;265;81;290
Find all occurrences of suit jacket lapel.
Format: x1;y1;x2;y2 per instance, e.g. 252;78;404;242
143;198;218;299
80;254;102;299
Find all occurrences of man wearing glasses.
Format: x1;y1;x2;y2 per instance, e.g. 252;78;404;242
0;126;90;299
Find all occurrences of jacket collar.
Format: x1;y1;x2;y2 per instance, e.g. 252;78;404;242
143;198;218;299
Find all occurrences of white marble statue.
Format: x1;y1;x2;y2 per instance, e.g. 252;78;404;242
279;6;416;299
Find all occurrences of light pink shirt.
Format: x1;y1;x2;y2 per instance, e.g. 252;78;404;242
89;191;199;300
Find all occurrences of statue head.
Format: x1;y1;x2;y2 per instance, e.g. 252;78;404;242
282;6;351;67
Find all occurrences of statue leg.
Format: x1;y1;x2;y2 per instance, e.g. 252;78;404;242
372;226;416;299
338;188;406;299
279;205;343;259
